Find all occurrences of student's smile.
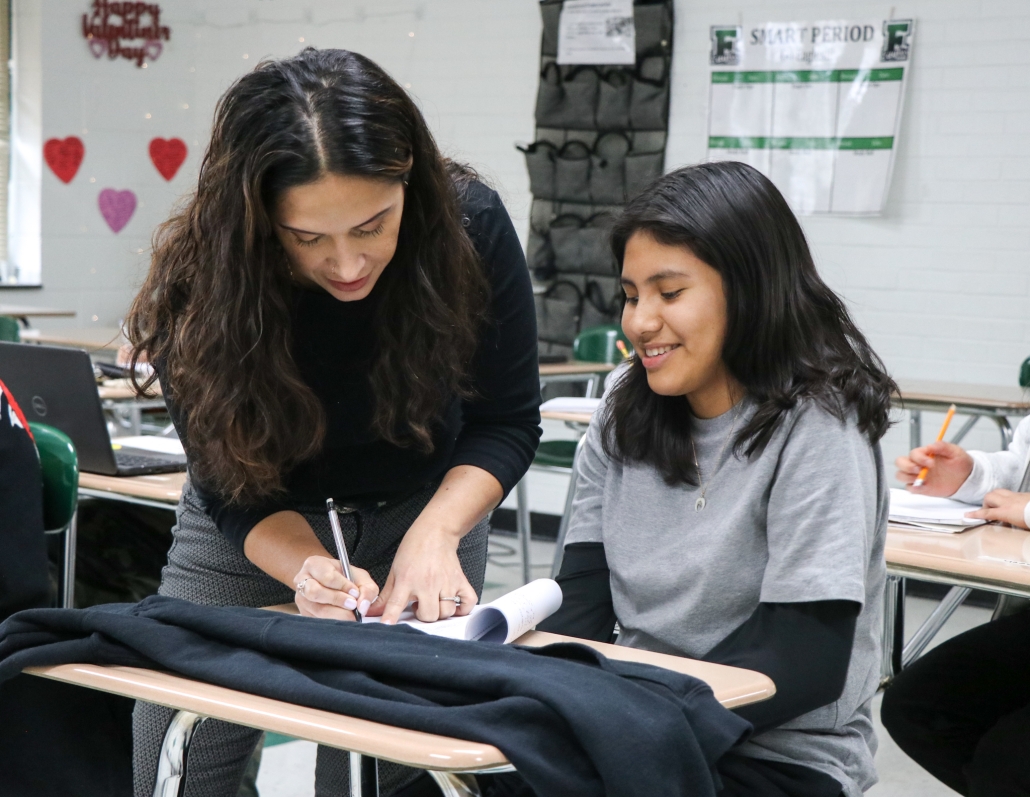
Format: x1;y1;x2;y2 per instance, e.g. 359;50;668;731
639;342;681;370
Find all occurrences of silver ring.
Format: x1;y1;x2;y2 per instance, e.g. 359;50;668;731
296;578;309;595
439;596;461;606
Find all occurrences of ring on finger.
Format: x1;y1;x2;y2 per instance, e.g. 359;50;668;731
296;578;309;595
439;596;462;607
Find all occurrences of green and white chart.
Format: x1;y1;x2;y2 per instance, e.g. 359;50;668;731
707;20;915;215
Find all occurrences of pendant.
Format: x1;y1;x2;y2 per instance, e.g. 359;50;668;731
695;496;706;512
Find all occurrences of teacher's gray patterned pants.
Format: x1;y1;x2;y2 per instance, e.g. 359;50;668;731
133;479;490;797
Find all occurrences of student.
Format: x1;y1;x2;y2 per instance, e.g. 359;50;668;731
538;161;895;797
124;49;540;796
883;421;1030;796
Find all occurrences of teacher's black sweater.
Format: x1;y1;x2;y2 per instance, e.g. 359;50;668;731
160;181;542;551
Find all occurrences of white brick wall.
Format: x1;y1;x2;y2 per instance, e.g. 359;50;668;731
7;0;1027;469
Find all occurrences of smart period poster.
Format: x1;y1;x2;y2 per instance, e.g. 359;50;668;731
707;19;914;215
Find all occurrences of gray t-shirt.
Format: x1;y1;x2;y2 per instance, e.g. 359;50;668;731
565;386;888;796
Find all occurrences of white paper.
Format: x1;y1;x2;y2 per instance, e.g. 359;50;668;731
539;397;602;415
111;435;185;456
706;19;914;215
363;579;563;644
557;0;635;66
889;488;985;528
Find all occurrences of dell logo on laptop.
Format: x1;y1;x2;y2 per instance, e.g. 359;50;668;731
31;395;47;416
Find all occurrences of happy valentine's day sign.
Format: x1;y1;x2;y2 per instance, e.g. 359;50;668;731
82;1;171;68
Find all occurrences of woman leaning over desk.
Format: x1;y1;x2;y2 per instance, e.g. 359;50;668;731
124;49;540;796
539;162;895;797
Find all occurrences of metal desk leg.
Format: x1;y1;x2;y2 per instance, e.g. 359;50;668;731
909;410;921;450
881;576;905;684
349;752;379;797
994;416;1014;449
427;772;481;796
63;511;77;609
153;711;206;797
948;415;979;446
551;435;587;579
901;586;970;667
515;478;532;585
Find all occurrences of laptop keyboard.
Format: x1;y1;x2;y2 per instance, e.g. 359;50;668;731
115;452;172;469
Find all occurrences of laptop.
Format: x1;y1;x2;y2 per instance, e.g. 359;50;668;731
0;342;188;476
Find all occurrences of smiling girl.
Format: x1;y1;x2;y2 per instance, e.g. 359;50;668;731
125;49;540;796
541;161;896;797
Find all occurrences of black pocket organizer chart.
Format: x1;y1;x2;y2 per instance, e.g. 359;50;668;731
524;0;673;357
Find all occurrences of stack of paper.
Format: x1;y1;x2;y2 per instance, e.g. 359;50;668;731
889;488;985;533
539;397;602;415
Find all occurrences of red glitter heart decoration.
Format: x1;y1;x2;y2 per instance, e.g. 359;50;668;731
148;137;187;181
43;137;85;184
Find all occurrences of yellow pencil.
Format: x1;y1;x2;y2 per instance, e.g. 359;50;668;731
912;404;957;488
616;339;632;360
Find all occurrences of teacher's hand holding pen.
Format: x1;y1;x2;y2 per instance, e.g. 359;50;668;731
895;441;973;496
293;556;379;622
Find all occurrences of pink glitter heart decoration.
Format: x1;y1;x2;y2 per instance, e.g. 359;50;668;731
98;189;137;233
88;38;107;58
144;39;163;61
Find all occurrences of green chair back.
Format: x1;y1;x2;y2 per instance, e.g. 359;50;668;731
1020;356;1030;389
29;423;78;531
573;324;629;364
0;316;20;342
534;439;578;469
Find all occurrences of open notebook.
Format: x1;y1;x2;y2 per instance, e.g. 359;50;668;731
889;488;986;533
362;578;563;643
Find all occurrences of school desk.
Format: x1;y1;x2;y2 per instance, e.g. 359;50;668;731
78;471;185;511
25;618;775;797
539;361;615;398
895;379;1030;451
20;325;125;351
882;522;1030;680
0;304;75;325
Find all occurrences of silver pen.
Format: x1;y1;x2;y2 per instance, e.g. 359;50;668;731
326;499;362;622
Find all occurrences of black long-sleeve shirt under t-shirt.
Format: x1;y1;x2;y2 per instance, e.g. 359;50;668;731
161;181;542;551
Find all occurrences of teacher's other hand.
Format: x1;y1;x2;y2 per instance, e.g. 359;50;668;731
367;527;477;624
293;556;379;621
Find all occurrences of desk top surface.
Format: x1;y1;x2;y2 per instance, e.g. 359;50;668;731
79;471;186;504
98;378;162;400
540;410;595;424
26;628;773;771
886;522;1030;593
0;304;76;318
21;326;125;350
538;361;616;377
895;379;1030;411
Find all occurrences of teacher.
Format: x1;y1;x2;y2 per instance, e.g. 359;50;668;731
125;48;541;796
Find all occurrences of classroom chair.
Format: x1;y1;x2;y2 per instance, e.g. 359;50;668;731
515;325;628;584
0;316;20;342
30;423;79;609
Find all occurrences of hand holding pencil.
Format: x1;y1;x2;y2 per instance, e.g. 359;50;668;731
894;404;975;496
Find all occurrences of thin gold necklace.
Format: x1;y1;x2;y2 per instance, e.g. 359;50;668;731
689;403;740;512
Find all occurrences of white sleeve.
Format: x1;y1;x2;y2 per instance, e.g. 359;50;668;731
951;415;1030;503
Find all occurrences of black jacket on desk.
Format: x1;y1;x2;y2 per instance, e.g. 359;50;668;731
158;180;542;550
0;596;752;797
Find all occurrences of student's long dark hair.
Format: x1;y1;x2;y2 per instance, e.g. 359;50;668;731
602;161;896;485
126;49;489;503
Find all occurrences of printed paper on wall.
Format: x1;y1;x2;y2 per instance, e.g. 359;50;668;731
557;0;636;65
706;19;914;215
